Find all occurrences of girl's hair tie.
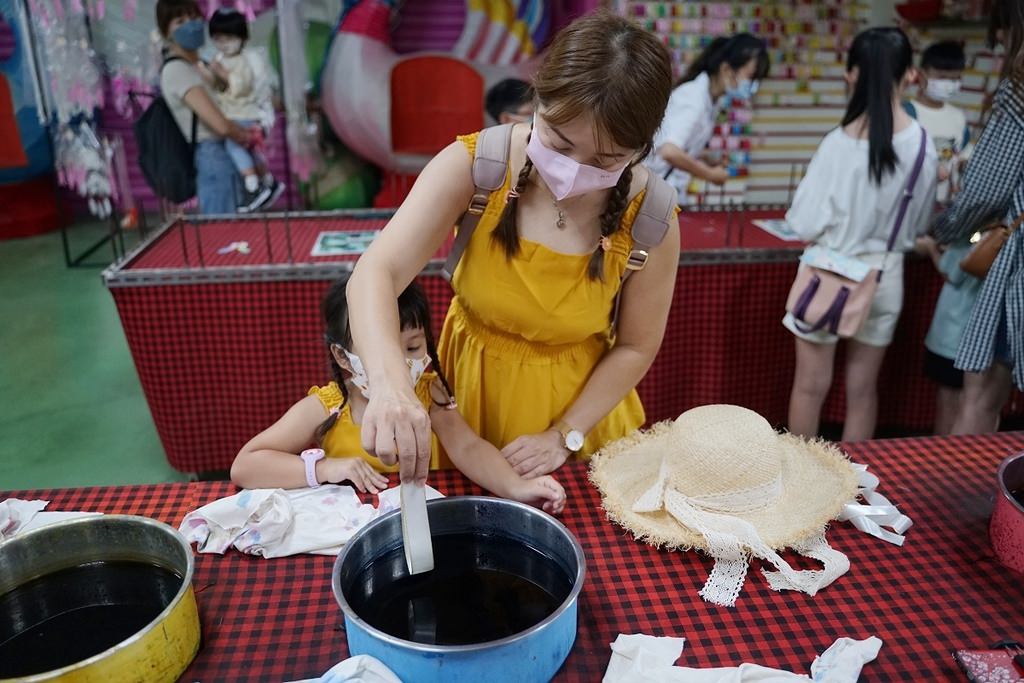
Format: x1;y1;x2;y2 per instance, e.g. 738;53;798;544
599;236;613;252
507;187;521;200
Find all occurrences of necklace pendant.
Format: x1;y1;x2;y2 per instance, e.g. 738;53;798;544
556;210;566;229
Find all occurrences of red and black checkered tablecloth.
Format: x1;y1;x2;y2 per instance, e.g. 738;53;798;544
5;432;1023;681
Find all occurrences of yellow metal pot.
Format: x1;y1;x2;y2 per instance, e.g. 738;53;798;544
0;515;200;682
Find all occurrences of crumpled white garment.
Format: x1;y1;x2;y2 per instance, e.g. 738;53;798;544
179;484;443;558
0;499;101;540
603;634;882;683
284;654;402;683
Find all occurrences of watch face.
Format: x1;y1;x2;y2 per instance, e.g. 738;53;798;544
566;430;585;452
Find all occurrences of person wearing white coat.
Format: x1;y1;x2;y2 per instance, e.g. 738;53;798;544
645;34;769;206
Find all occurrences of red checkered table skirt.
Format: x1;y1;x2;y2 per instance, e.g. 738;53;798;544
103;211;1024;473
5;431;1023;680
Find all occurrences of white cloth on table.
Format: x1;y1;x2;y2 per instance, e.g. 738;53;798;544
284;654;402;683
178;484;443;558
0;498;101;540
603;633;882;683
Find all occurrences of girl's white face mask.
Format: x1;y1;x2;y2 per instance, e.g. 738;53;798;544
925;78;961;102
213;37;243;57
339;347;431;399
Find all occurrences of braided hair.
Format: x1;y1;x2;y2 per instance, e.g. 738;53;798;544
313;274;455;446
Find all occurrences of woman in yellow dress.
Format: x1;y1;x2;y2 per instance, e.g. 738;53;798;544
347;12;679;484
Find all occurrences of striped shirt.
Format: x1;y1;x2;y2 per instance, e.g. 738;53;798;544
933;79;1024;389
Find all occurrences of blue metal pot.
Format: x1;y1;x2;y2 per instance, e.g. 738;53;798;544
332;497;586;682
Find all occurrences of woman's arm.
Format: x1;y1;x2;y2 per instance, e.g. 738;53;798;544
560;216;680;428
230;395;389;492
182;86;249;144
783;138;833;243
658;142;729;185
502;207;681;478
934;105;1024;243
347;140;477;483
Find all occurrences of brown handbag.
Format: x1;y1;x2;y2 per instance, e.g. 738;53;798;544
959;213;1023;278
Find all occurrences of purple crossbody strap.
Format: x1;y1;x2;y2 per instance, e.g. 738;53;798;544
793;281;850;335
878;127;928;282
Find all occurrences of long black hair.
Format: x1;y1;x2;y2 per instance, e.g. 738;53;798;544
314;274;454;445
990;0;1024;83
678;33;770;86
841;27;913;185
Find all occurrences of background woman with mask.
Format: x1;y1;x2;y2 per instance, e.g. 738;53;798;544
155;0;252;214
645;34;770;206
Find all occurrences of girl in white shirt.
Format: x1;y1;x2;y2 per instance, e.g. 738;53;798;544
645;34;769;206
784;27;937;442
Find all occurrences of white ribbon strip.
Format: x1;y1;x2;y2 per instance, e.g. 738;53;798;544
837;464;912;547
400;483;434;575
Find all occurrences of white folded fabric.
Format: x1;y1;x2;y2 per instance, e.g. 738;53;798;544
0;498;101;540
179;484;443;558
285;654;402;683
603;633;882;683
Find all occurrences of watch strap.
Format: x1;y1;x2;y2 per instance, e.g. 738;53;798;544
300;448;325;488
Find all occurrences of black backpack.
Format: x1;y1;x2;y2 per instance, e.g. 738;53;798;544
134;58;198;203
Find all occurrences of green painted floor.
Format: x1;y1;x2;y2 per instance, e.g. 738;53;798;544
0;223;188;490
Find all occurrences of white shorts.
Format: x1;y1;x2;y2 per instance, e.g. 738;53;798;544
783;252;905;347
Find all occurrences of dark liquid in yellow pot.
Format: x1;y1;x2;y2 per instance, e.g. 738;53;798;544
0;561;182;677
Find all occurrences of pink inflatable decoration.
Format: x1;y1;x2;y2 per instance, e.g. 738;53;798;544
321;0;547;173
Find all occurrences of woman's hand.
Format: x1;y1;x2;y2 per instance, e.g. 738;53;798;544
319;457;390;494
209;61;230;84
501;430;570;479
707;164;730;186
361;386;432;485
510;475;567;514
226;121;252;146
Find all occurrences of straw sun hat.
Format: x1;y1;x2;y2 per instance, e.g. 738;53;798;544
590;404;861;607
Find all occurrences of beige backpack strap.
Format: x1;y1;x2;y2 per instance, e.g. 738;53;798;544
442;124;515;282
611;171;677;332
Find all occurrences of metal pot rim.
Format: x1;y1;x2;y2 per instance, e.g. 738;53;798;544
997;450;1024;515
0;514;195;682
332;496;586;654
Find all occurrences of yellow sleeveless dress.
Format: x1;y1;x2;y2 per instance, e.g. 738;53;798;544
308;372;446;471
438;132;648;458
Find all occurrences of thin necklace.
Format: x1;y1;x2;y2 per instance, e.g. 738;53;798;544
535;178;567;229
553;198;566;229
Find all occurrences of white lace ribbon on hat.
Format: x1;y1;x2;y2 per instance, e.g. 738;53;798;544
632;462;850;607
837;463;912;546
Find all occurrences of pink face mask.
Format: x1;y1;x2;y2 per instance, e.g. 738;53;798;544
526;119;630;201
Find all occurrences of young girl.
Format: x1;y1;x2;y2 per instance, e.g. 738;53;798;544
645;33;770;205
784;27;937;441
231;276;566;514
204;8;281;213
